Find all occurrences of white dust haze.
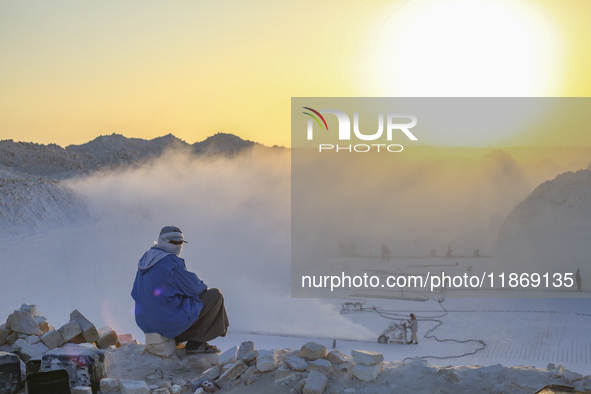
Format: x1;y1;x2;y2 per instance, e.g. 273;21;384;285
0;146;582;341
27;148;374;341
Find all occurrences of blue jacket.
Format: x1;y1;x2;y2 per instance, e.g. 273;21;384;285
131;247;208;339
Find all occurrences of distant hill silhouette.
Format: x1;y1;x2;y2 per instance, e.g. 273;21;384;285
0;132;271;178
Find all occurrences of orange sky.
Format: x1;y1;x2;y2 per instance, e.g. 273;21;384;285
1;0;591;148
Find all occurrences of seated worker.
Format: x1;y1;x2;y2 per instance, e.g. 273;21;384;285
132;226;229;354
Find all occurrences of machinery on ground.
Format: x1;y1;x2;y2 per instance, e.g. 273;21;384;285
378;320;409;344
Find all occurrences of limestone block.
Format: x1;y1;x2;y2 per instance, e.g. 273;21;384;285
72;386;92;394
159;381;172;388
237;341;255;360
240;350;258;363
286;356;308;371
146;338;176;357
256;349;278;372
152;389;170;394
189;365;220;391
100;377;119;392
218;345;238;367
34;316;50;333
242;365;257;378
274;371;307;385
70;310;100;343
20;303;36;316
97;326;118;349
306;359;332;375
13;339;49;361
194;389;204;394
145;332;167;345
303;370;328;394
351;350;383;366
352;362;383;382
25;335;41;345
6;310;42;335
171;385;181;394
300;342;327;361
216;359;247;388
326;350;347;365
119;379;150;394
58;320;82;343
6;332;18;345
117;333;138;346
0;324;11;345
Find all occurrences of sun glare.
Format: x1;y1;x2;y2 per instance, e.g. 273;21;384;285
365;0;563;97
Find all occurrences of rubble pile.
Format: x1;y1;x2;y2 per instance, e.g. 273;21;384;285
2;305;385;394
177;340;383;394
0;303;133;361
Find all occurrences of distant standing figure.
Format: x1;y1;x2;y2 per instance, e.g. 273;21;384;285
407;313;419;344
381;243;391;261
576;269;582;291
446;245;452;259
473;249;480;257
430;249;436;257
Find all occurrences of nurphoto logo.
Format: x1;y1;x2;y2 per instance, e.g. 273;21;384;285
302;107;418;152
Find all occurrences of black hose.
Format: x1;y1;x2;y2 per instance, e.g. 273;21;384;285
356;299;487;362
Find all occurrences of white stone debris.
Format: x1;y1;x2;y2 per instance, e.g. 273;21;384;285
286;356;308;372
171;384;182;394
242;365;257;378
70;310;100;343
256;349;278;372
216;359;247;388
237;341;255;361
351;349;384;366
352;362;383;382
303;370;329;394
40;330;62;351
6;310;43;335
100;377;119;393
306;359;332;375
119;379;151;394
300;342;327;361
0;324;11;345
72;386;92;394
189;365;220;391
274;368;308;385
218;345;238;367
326;350;347;365
20;303;36;316
13;338;49;361
34;315;50;333
58;320;82;343
117;333;138;346
97;326;119;349
25;335;41;345
152;389;171;394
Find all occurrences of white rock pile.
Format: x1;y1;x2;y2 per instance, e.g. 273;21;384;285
171;340;379;394
0;303;137;362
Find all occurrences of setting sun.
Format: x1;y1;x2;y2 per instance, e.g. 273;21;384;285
365;0;563;97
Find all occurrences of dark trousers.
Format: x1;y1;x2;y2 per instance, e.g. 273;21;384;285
175;288;229;343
